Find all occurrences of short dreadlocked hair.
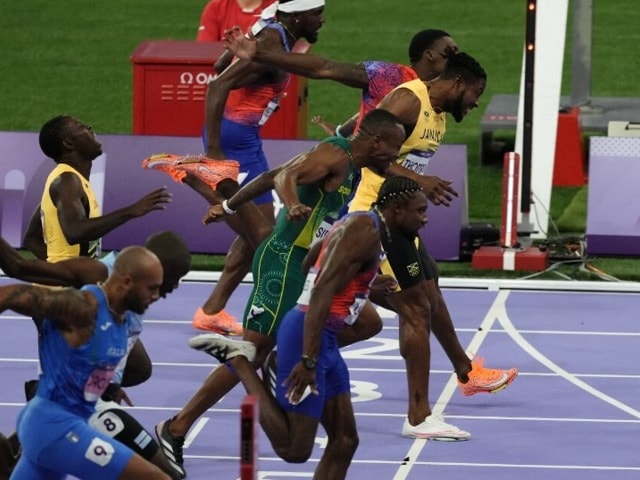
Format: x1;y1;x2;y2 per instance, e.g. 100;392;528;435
373;176;423;208
408;29;452;64
439;51;487;83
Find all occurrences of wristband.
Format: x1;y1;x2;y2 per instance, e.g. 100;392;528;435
335;123;345;138
221;199;236;215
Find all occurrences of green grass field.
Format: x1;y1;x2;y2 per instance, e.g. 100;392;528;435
2;0;639;280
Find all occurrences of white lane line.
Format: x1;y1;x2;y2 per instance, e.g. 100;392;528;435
392;290;510;480
183;417;209;448
498;300;640;419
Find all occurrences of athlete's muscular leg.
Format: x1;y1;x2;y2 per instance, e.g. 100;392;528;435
168;364;242;437
419;254;472;380
119;454;171;480
182;174;274;316
182;173;227;205
201;236;250;315
91;409;180;480
426;280;472;380
386;282;433;425
0;432;14;480
337;301;382;348
201;202;275;315
227;354;320;463
168;329;276;438
316;395;359;480
181;176;271;246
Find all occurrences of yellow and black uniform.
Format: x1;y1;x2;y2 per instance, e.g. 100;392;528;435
379;230;439;289
350;78;446;287
349;78;446;212
40;164;101;263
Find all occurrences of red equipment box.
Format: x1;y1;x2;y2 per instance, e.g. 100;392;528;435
130;40;308;139
472;246;549;271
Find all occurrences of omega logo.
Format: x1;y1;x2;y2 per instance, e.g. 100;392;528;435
179;72;215;85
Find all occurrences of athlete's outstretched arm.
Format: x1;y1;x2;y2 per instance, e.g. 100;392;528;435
201;167;279;224
0;284;96;328
1;235;107;287
0;237;108;288
376;89;458;206
205;27;287;158
203;142;346;224
51;173;172;245
223;27;370;89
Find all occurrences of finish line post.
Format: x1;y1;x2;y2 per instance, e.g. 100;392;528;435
240;394;259;480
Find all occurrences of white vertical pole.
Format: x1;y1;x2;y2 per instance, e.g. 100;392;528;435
515;0;569;239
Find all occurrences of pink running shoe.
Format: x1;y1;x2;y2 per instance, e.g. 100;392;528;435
458;356;518;396
192;308;243;336
141;153;239;190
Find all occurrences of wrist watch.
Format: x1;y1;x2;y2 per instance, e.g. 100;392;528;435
300;355;317;370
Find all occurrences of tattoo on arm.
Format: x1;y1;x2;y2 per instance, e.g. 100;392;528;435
0;285;96;327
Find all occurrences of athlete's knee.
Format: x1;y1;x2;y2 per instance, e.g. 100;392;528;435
358;309;383;339
275;442;314;464
398;307;431;337
329;430;359;460
91;409;159;461
395;294;431;328
339;311;382;347
396;298;432;356
423;278;443;315
360;301;383;332
217;178;241;198
251;343;275;366
121;454;171;480
243;332;275;365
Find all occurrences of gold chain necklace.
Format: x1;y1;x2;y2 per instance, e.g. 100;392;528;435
277;21;297;42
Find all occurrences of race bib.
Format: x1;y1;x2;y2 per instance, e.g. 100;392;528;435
401;150;434;175
84;366;116;402
296;269;318;306
92;410;125;437
258;97;281;126
84;437;115;467
309;217;334;248
344;294;368;325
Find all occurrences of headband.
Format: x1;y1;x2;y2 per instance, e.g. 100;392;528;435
250;0;324;36
277;0;325;13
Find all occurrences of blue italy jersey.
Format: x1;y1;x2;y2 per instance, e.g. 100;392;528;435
35;284;128;419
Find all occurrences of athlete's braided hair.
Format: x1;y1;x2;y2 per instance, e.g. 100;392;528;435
439;51;487;83
408;29;452;64
39;115;74;161
373;176;423;209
